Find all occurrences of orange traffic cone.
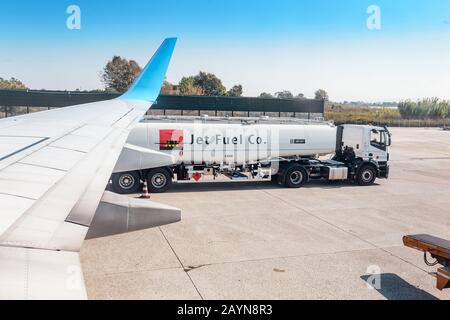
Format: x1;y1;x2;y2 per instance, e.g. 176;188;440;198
140;180;151;199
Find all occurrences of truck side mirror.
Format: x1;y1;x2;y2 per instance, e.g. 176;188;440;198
383;126;392;147
385;131;392;147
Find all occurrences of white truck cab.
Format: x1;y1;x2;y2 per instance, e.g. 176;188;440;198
340;125;391;162
333;124;391;185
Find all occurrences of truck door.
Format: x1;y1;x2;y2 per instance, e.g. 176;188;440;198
341;126;365;158
368;128;390;162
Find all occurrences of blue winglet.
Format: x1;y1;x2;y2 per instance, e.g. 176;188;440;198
120;38;177;102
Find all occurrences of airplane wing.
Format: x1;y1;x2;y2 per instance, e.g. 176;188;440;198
0;38;177;300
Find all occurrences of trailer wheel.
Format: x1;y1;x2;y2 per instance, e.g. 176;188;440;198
284;165;308;188
111;171;142;195
357;165;377;186
147;168;172;193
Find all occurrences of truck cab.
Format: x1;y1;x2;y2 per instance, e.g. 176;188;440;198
335;125;391;183
340;125;390;161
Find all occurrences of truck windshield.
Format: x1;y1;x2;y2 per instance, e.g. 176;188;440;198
370;129;387;151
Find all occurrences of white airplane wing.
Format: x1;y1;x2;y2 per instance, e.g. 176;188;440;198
0;38;177;300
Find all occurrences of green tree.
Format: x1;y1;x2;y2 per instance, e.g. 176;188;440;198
227;84;243;97
193;72;226;96
436;101;450;120
259;92;274;99
0;77;27;90
399;98;450;120
178;72;226;96
0;77;28;117
161;80;178;95
179;76;204;95
315;89;329;101
101;56;142;93
275;91;294;99
295;93;306;100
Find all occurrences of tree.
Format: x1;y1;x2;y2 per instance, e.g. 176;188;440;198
0;77;27;90
227;84;243;97
101;56;142;93
178;72;226;96
315;89;329;101
193;72;226;96
275;91;294;99
259;92;274;99
0;77;28;117
398;98;450;120
437;101;450;120
179;76;204;95
295;93;306;100
161;80;177;95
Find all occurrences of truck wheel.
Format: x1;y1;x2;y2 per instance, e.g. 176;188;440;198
147;168;172;193
284;165;308;188
357;165;377;186
111;171;142;194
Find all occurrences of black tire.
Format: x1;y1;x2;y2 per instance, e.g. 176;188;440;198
111;171;142;194
146;168;172;193
284;165;308;188
357;165;377;186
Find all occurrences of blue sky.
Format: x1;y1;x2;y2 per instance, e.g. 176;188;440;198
1;0;450;101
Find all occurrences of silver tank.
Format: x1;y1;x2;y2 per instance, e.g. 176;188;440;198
125;117;337;166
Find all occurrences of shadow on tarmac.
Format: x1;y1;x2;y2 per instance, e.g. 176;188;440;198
360;274;439;300
166;180;380;194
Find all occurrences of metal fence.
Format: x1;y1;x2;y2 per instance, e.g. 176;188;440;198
333;119;448;128
0;89;325;119
2;90;446;127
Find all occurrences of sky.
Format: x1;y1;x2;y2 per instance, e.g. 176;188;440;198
1;0;450;102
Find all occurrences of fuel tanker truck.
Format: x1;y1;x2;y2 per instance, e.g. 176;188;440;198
110;116;391;194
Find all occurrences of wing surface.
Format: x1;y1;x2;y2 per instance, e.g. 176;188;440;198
0;38;177;299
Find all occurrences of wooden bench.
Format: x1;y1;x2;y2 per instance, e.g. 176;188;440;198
403;234;450;290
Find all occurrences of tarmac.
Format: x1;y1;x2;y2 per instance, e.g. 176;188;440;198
80;128;450;300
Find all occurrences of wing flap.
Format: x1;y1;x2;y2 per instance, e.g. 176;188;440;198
0;136;48;161
86;191;181;239
0;195;34;235
20;146;86;171
0;246;86;300
0;163;66;200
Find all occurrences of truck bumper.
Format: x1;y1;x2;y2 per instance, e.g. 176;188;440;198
379;163;390;179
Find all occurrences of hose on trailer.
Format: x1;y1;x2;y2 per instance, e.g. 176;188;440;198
424;252;439;267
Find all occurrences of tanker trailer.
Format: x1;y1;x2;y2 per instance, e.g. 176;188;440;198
110;116;391;194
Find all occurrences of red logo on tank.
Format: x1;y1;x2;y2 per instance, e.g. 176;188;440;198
160;130;184;151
